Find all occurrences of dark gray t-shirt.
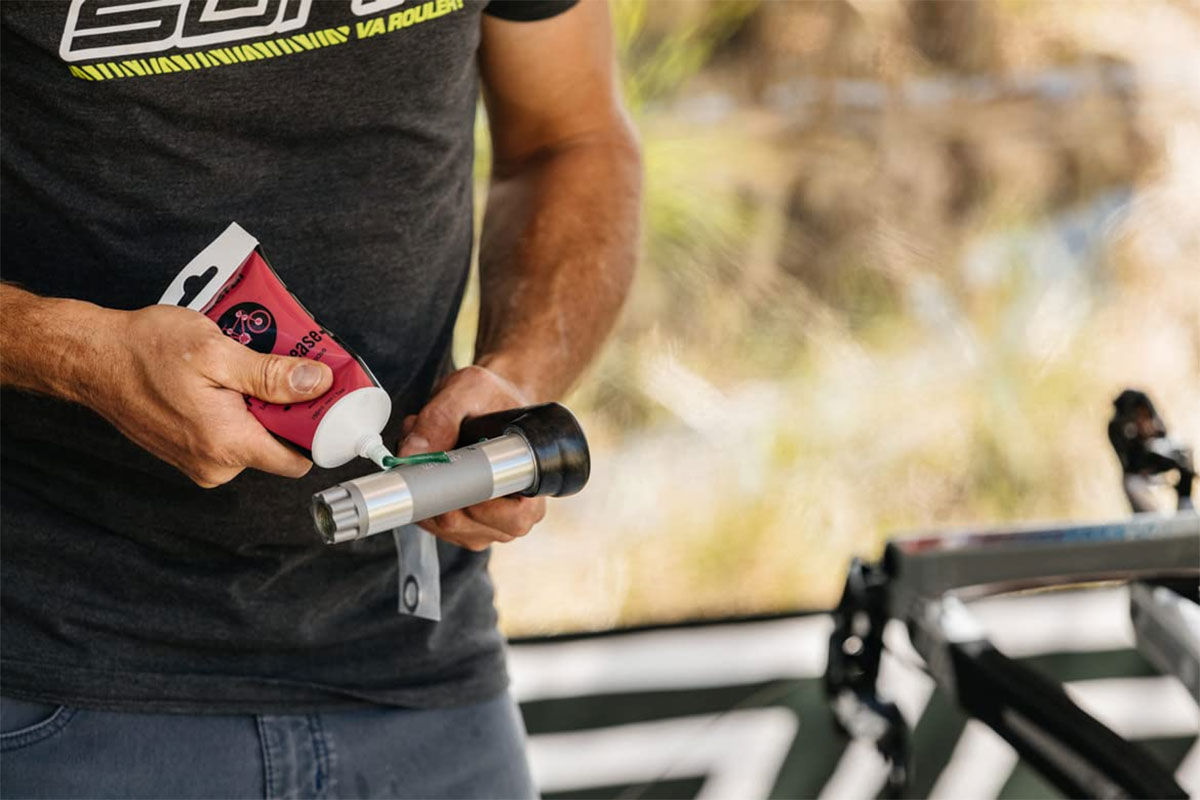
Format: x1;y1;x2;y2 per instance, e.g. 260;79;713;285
0;0;574;713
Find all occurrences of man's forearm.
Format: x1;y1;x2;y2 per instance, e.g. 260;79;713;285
475;121;641;402
0;283;118;403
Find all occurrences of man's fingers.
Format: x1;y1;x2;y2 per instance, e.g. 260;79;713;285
398;365;547;543
420;510;514;552
464;496;546;537
217;341;333;404
238;425;313;479
399;365;533;457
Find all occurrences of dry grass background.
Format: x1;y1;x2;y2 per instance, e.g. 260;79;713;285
457;0;1200;635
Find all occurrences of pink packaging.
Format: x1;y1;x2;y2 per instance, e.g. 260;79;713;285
159;223;392;468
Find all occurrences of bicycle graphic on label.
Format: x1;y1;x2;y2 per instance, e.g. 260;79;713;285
216;302;277;354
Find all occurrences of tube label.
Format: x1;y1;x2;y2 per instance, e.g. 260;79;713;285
160;223;381;455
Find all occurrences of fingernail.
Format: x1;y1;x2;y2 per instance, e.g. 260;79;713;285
290;363;323;393
400;435;429;456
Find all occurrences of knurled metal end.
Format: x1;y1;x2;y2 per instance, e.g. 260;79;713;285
312;485;361;544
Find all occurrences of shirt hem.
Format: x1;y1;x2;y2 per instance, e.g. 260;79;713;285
0;655;509;715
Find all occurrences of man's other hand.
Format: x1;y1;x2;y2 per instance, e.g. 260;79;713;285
397;365;547;552
86;304;333;487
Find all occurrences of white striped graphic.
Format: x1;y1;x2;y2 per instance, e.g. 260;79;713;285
510;587;1199;798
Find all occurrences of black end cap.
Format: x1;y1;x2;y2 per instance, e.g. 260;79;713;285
508;403;590;497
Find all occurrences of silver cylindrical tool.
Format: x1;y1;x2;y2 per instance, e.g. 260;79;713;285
311;403;590;544
313;434;535;544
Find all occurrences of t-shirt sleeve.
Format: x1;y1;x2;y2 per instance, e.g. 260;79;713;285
484;0;579;22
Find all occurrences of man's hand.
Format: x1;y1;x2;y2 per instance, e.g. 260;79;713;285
397;365;546;552
0;285;333;488
93;305;334;487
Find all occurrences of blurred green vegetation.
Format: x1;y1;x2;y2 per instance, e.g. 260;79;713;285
467;0;1200;634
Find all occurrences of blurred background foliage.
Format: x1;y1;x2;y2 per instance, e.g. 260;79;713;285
460;0;1200;635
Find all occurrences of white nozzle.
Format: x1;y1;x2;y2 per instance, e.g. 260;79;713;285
356;433;393;469
309;386;392;468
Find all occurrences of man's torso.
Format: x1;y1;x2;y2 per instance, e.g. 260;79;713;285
0;0;508;712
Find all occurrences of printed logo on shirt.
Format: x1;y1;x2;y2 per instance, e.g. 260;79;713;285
60;0;466;81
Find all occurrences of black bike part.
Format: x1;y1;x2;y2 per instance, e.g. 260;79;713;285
826;559;911;795
950;640;1187;799
456;403;590;498
1109;389;1168;474
826;559;889;698
1109;388;1195;511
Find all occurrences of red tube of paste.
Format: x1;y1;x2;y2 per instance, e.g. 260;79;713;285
159;223;392;468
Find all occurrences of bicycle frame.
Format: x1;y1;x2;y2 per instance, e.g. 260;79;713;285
884;513;1197;623
827;513;1198;798
825;388;1199;798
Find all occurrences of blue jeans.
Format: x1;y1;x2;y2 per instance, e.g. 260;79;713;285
0;693;535;799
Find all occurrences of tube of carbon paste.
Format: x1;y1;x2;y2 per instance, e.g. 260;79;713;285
159;223;392;468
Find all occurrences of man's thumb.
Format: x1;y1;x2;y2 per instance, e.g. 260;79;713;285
225;348;333;404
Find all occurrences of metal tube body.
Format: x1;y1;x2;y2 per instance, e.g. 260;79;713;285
313;433;537;543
